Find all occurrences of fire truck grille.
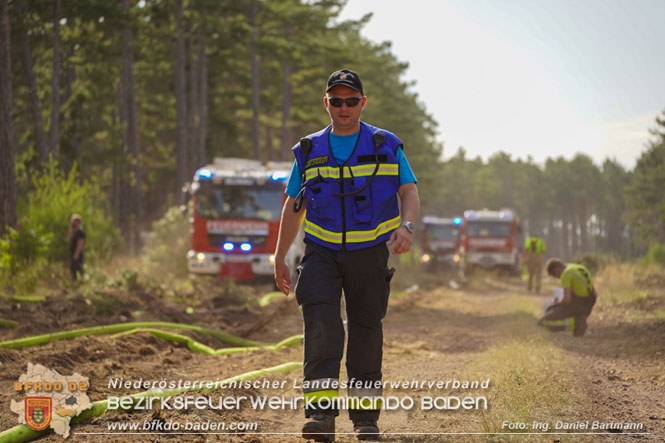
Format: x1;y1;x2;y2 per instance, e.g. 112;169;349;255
207;234;267;250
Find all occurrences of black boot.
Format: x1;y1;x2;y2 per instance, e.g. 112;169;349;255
354;420;380;440
302;412;335;442
573;316;587;337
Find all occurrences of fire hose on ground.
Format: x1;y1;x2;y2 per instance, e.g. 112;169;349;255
0;321;264;349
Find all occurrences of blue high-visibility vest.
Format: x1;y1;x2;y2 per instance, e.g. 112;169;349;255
293;121;401;251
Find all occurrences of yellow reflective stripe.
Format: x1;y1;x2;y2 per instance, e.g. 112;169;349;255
543;317;575;330
302;378;339;394
350;397;383;410
351;164;399;177
304;164;398;180
304;216;401;244
303;390;338;402
305;166;350;180
346;216;401;242
304;222;343;243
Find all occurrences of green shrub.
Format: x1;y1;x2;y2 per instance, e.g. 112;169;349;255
0;221;52;277
7;258;60;295
20;160;121;263
573;251;619;274
141;206;190;279
108;268;141;291
643;243;665;266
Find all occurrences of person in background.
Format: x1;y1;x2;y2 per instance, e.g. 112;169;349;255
539;258;597;337
67;214;85;281
522;234;546;293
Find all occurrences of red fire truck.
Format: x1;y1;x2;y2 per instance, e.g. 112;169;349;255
419;216;463;269
459;209;522;271
186;158;303;281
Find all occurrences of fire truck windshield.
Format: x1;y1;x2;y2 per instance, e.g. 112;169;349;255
424;224;459;240
195;185;283;221
466;221;511;238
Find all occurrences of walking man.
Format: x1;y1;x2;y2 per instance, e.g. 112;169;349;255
274;69;420;441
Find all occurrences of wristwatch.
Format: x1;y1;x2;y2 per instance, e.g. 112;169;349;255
401;221;415;234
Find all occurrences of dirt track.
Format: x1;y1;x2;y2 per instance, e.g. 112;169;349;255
1;271;664;442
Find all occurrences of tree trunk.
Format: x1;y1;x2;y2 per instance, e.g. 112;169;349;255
547;217;557;258
0;0;17;230
188;31;199;173
17;0;48;165
579;202;588;252
266;123;274;161
249;0;261;161
49;0;61;158
608;211;620;252
110;107;120;228
121;0;141;253
571;213;580;255
197;27;207;168
62;48;79;171
174;0;188;196
117;76;130;243
561;215;570;260
280;22;292;160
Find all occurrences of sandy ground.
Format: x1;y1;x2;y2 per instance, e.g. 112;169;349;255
1;271;664;442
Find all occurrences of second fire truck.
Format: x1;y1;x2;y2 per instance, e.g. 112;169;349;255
459;209;522;271
186;158;303;281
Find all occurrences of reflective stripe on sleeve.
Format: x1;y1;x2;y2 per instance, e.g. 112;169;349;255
563;269;593;295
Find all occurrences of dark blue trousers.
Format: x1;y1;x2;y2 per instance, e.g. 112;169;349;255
295;239;393;422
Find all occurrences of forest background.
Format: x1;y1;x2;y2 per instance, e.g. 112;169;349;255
1;0;665;287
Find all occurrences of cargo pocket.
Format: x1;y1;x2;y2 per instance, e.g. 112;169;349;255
381;267;396;318
304;183;334;222
293;247;314;305
351;177;373;224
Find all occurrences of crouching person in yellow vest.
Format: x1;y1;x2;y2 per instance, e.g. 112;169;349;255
522;235;546;293
539;258;597;337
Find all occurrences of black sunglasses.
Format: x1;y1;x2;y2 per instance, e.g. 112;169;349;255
327;97;363;107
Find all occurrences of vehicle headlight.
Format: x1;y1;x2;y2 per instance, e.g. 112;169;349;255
196;252;206;263
420;253;431;263
268;254;276;264
187;250;195;259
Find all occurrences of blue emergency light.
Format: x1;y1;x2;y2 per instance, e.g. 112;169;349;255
453;217;462;225
222;242;234;251
240;242;252;252
197;168;213;179
271;171;289;181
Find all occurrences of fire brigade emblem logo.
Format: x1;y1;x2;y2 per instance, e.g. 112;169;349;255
340;72;347;80
25;397;52;431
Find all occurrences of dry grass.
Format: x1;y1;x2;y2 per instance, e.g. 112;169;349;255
595;263;665;322
458;294;591;442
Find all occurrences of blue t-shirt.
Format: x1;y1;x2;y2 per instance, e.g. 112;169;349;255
285;131;417;197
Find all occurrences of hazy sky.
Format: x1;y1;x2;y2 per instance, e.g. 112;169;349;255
338;0;665;168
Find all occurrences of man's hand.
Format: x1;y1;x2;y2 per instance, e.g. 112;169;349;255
560;288;573;304
274;259;292;295
392;182;419;255
387;226;412;255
